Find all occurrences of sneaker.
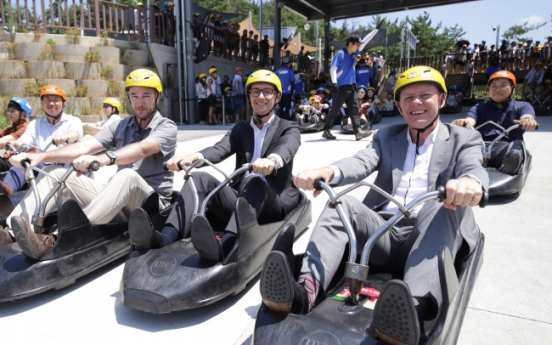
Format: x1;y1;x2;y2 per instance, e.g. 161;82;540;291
355;128;373;141
322;130;336;140
11;216;54;259
501;149;522;175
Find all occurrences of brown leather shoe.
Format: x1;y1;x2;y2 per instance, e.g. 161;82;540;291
11;216;54;259
0;227;14;246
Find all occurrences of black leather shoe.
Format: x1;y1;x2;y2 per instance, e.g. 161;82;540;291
260;251;309;314
322;130;336;140
355;128;373;141
128;208;161;249
501;149;522;175
374;280;420;345
191;215;223;262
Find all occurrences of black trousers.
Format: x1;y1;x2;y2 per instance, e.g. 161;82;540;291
277;93;293;120
487;139;524;170
164;172;286;238
324;85;360;131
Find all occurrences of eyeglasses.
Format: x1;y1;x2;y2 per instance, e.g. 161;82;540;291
489;84;511;91
102;104;112;108
249;88;275;97
5;109;18;114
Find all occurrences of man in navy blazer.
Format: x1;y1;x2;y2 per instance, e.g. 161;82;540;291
128;70;301;263
260;66;488;345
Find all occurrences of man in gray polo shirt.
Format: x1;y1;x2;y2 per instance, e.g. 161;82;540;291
3;69;177;259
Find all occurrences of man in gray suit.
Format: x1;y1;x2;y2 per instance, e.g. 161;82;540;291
260;66;488;345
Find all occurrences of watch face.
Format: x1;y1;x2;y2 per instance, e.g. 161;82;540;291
107;151;116;159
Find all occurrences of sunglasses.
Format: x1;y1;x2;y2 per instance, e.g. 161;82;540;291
103;104;112;108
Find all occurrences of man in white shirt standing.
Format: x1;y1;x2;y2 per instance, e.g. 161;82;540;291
206;66;221;125
259;66;489;345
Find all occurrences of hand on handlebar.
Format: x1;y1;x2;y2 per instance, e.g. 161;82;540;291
53;135;71;146
166;153;197;171
246;158;276;176
452;118;475;127
72;155;102;176
293;167;335;197
514;117;538;130
9;152;42;168
444;176;483;210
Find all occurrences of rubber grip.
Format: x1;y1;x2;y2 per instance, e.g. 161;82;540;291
89;161;100;171
440;186;487;207
313;177;326;191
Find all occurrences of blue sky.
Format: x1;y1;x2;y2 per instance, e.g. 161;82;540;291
336;0;551;46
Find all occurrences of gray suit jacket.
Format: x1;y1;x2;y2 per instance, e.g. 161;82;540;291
333;122;489;210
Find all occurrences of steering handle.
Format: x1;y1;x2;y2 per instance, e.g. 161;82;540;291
440;185;488;208
88;161;100;172
313;177;325;191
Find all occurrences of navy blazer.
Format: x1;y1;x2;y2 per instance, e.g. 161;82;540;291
199;116;301;213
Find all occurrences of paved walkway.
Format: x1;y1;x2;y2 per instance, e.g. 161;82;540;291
1;111;551;344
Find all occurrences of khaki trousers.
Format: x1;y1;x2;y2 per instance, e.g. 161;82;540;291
7;167;158;228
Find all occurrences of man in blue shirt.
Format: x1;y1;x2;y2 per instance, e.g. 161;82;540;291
275;56;296;120
355;59;372;90
294;73;307;101
323;34;377;140
453;70;538;174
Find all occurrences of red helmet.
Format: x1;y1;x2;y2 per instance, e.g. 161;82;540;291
488;70;516;87
216;14;222;19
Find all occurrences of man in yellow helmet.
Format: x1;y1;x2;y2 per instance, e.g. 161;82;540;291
127;69;301;263
260;66;488;345
4;69;177;259
83;97;122;136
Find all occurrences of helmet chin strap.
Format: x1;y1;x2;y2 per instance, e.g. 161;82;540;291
46;110;63;124
413;113;439;155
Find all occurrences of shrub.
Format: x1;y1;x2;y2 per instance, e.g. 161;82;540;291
100;66;114;80
65;28;81;45
0;114;11;129
107;80;125;98
128;34;142;49
98;30;112;47
32;29;44;43
74;84;88;97
84;50;101;63
23;80;47;98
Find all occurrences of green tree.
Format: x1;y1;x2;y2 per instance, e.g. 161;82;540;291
502;21;547;42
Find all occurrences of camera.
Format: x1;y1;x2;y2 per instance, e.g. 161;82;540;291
492;26;497;31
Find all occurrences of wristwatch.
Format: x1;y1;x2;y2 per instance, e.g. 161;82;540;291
267;156;281;170
106;151;117;166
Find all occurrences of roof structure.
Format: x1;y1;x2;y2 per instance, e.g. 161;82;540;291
283;0;478;21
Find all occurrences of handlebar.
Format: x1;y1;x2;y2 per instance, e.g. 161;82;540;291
312;178;487;305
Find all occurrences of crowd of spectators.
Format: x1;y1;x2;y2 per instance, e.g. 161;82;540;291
445;36;552;75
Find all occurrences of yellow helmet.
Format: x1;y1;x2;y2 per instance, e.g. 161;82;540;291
394;66;446;102
224;86;232;93
245;69;282;94
103;97;121;110
309;95;321;104
209;67;217;75
310;90;317;95
125;69;163;93
167;2;174;7
199;73;207;79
